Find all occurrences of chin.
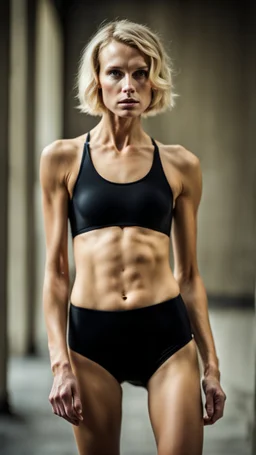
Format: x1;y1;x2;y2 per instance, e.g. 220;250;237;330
117;106;144;117
120;111;139;118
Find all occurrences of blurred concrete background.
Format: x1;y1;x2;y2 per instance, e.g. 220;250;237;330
0;0;255;454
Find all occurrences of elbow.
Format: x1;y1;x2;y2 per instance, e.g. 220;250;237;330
43;265;70;293
174;266;200;286
45;257;69;280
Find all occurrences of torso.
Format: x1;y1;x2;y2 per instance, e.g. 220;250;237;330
62;133;185;311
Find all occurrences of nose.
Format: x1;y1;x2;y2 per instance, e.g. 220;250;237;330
122;74;135;95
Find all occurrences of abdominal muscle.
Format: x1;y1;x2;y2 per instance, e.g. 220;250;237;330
70;225;180;311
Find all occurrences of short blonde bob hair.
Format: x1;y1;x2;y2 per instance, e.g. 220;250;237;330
76;19;177;117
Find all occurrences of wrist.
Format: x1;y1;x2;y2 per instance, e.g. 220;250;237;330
204;362;220;380
51;360;72;376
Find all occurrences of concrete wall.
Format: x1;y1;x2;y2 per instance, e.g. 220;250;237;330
63;0;256;297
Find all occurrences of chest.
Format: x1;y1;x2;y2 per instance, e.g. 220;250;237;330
91;151;152;184
69;144;181;208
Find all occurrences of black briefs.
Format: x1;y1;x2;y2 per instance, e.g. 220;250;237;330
68;294;193;388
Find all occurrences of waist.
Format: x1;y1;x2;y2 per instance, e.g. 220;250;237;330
69;292;184;315
70;279;180;311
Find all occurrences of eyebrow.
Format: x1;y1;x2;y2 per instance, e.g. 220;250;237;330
105;65;149;71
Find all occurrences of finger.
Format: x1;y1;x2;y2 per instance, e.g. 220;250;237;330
49;394;62;417
204;395;226;425
73;401;83;420
55;401;63;417
211;399;225;424
205;392;214;420
72;388;83;421
57;408;79;426
203;416;213;426
61;391;81;424
56;398;79;426
62;414;80;426
61;407;80;426
49;393;59;416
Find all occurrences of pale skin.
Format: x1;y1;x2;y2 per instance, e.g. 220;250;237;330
40;40;226;455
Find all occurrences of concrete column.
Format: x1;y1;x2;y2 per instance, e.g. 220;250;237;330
25;0;37;354
248;4;256;452
252;279;256;453
253;328;256;453
34;0;63;353
8;0;30;355
0;0;10;412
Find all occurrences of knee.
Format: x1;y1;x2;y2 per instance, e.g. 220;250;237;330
157;439;203;455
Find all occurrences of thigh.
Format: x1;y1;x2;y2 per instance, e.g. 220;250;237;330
69;348;123;455
147;339;203;455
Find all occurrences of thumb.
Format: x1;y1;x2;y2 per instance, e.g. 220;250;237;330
72;385;83;414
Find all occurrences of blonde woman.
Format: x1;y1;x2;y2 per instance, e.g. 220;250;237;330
40;19;226;455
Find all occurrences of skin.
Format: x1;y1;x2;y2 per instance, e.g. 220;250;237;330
40;40;226;455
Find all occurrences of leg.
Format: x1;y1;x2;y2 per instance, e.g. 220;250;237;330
69;348;123;455
147;339;203;455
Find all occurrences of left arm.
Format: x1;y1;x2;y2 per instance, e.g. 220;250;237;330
171;149;226;424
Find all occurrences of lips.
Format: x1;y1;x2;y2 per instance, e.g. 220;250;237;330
118;99;139;103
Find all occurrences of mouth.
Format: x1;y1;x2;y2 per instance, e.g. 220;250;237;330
118;99;139;104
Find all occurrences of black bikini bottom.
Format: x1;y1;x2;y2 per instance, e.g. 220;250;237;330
68;294;193;388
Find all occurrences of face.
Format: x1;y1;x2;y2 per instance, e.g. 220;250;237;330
98;40;152;117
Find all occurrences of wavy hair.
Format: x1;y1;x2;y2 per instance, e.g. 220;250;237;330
75;19;177;117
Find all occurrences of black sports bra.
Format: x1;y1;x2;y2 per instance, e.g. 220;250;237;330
68;132;174;238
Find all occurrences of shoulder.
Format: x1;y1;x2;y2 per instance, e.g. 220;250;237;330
158;141;201;179
40;135;86;186
157;141;202;201
158;141;200;171
41;136;84;166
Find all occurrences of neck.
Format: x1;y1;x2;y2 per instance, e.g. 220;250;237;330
91;113;149;151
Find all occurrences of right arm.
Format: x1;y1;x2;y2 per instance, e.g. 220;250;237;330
40;140;83;425
40;140;70;374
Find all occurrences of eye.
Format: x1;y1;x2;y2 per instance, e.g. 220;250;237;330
108;69;122;78
134;70;149;78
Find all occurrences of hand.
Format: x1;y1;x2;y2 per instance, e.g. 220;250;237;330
49;367;83;426
202;375;227;425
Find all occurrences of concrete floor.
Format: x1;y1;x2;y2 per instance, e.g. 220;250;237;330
0;307;254;455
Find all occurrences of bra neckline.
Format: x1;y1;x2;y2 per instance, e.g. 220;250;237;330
85;133;158;186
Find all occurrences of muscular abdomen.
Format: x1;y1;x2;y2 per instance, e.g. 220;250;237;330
70;226;180;310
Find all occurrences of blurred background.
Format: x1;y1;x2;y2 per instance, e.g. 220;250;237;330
0;0;255;454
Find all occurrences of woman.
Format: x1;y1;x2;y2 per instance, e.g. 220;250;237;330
40;19;226;455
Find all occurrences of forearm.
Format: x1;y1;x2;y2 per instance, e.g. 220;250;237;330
178;274;220;379
43;270;71;375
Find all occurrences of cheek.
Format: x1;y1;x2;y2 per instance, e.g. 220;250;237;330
101;79;117;95
137;79;151;94
143;80;152;92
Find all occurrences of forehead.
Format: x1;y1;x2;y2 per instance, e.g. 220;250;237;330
99;40;148;68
